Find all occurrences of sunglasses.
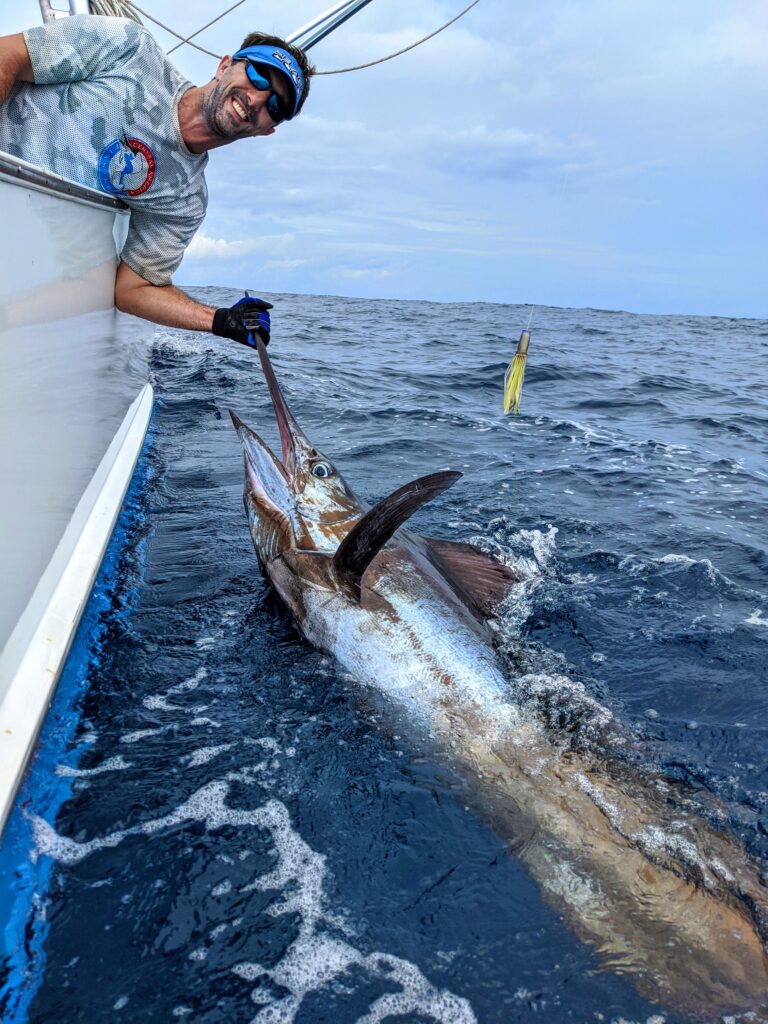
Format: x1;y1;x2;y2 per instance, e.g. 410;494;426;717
238;60;292;125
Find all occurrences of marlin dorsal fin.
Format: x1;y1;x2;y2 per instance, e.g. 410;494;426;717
333;471;462;599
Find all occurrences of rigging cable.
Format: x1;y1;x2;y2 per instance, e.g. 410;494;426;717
166;0;250;56
92;0;482;71
123;3;221;57
314;0;481;75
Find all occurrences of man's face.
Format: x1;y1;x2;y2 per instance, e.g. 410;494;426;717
203;57;293;139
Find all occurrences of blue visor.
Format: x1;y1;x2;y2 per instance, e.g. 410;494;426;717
232;45;304;119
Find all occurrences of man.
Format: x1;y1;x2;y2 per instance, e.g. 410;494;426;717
0;14;313;345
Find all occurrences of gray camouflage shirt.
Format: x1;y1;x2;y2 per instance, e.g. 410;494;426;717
0;14;208;285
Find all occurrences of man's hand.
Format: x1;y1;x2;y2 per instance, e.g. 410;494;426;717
212;295;273;347
114;264;272;345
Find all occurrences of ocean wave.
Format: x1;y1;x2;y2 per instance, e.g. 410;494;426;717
746;609;768;628
32;776;476;1024
635;372;704;392
9;290;767;1021
618;550;762;602
574;396;670;412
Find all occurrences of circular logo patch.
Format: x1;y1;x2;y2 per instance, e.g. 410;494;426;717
98;136;156;197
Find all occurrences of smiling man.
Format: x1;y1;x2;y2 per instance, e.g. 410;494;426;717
0;15;313;346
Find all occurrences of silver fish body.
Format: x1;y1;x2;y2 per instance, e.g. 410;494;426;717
231;341;768;1017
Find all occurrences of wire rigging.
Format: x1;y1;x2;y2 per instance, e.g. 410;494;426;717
314;0;481;75
89;0;482;73
166;0;249;56
127;3;221;57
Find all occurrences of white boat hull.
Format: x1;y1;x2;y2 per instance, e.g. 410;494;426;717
0;154;153;831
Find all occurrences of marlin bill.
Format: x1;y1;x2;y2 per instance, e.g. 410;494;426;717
230;338;768;1018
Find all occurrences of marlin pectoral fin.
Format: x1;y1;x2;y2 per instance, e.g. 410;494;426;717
425;538;525;617
333;471;462;600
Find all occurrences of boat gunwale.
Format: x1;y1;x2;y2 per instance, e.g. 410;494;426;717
0;152;128;213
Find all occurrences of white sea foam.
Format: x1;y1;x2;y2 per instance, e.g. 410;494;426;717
598;1016;668;1024
245;737;281;754
523;525;558;568
563;419;606;443
514;673;614;738
31;780;475;1023
630;825;711;883
227;764;270;784
152;332;221;357
143;693;209;713
138;667;211;719
56;755;132;778
235;941;477;1024
187;744;233;767
657;553;719;585
121;726;171;744
467;519;557;582
168;667;208;694
746;609;768;628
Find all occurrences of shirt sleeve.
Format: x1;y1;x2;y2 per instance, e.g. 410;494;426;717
23;14;144;85
119;189;207;286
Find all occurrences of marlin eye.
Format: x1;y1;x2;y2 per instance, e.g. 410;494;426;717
311;462;333;479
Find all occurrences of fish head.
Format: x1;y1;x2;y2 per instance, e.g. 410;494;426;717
229;341;364;563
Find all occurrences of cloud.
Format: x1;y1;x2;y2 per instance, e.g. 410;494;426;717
420;123;583;183
667;10;768;72
185;232;260;259
88;0;767;315
186;230;298;261
261;259;308;272
336;267;392;280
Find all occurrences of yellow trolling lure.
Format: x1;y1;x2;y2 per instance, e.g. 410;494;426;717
503;330;531;415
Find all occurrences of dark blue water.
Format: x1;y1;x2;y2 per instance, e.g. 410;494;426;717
1;292;766;1023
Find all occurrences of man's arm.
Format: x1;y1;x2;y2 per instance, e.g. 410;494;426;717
115;261;215;331
0;33;34;105
115;262;272;346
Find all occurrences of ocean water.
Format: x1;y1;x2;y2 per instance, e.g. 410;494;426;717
1;290;766;1024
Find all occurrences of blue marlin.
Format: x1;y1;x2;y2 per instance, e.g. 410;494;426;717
230;339;768;1017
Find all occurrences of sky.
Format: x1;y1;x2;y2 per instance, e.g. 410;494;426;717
2;0;766;317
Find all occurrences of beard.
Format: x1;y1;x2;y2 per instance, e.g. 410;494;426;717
202;80;253;139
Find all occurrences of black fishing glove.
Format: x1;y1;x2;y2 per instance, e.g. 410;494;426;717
212;294;273;347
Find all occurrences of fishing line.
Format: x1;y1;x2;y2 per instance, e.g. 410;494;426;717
504;115;579;416
524;154;580;336
504;20;607;415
